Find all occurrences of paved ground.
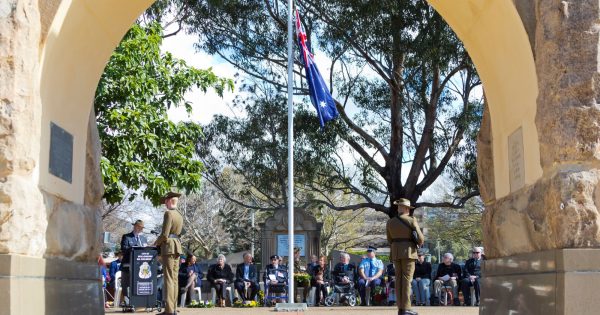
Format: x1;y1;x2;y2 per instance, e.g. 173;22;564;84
105;306;479;314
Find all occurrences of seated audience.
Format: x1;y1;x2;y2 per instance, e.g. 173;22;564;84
108;251;123;299
307;254;319;276
386;263;395;289
358;246;384;306
264;255;287;276
412;250;432;306
310;255;331;305
386;262;396;306
461;247;484;306
98;255;110;308
235;252;259;302
264;255;288;300
333;252;357;285
207;254;234;307
433;253;462;306
178;254;202;305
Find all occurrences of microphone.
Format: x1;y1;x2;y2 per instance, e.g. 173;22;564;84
142;227;159;235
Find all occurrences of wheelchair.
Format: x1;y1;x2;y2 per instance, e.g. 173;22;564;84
264;269;289;306
323;282;360;307
264;282;288;306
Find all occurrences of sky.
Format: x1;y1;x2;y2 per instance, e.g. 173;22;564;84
160;26;458;205
161;26;338;125
162;32;240;124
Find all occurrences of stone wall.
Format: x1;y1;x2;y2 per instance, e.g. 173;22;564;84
0;0;47;257
483;168;600;257
535;0;600;167
481;0;600;258
45;110;104;261
0;0;104;262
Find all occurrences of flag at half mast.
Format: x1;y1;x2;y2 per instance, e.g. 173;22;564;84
295;9;339;128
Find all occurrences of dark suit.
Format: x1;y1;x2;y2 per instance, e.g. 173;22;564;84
178;262;202;305
264;264;287;296
461;258;482;305
234;263;259;300
386;213;425;311
119;232;148;296
120;232;148;263
178;263;203;288
310;264;331;303
386;263;396;288
207;264;234;300
332;262;357;284
263;264;287;284
434;262;462;305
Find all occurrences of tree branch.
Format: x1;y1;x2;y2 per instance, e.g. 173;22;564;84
335;99;390;162
415;190;480;209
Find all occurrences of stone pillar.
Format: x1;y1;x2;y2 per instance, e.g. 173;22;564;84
0;0;46;258
0;2;104;314
480;1;600;314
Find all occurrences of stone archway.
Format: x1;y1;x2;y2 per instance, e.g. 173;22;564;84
1;1;153;314
2;0;600;314
431;1;600;314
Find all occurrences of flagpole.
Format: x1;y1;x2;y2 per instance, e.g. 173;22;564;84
286;0;295;304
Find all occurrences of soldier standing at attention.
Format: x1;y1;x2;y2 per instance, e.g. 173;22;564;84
386;198;425;315
154;191;183;315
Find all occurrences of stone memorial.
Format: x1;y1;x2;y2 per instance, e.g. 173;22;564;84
259;208;322;270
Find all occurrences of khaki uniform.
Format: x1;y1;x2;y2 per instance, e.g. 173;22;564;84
293;258;308;302
155;209;183;314
386;214;425;311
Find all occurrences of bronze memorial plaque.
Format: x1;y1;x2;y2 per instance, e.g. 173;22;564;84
49;122;73;183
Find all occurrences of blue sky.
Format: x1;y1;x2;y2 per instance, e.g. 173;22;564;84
161;27;460;205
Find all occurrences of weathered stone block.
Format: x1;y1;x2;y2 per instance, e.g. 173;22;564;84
535;0;600;167
483;167;600;258
477;100;495;204
43;191;102;261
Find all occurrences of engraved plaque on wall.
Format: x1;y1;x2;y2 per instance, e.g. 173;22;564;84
49;122;73;183
508;127;525;192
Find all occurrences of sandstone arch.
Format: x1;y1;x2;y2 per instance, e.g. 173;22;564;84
2;0;600;314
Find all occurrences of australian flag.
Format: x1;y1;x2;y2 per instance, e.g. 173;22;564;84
295;10;339;128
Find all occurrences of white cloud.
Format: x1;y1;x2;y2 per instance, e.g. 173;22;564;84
161;31;240;125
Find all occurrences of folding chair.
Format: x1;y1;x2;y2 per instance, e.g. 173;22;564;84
113;271;122;308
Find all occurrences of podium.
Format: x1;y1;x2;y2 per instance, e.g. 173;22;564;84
123;246;161;312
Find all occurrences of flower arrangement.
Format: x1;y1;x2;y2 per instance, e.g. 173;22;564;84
258;290;265;306
373;286;384;295
294;273;311;286
233;300;259;308
372;286;386;305
187;300;214;308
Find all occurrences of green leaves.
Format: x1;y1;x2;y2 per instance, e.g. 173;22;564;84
95;22;233;205
158;0;482;214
